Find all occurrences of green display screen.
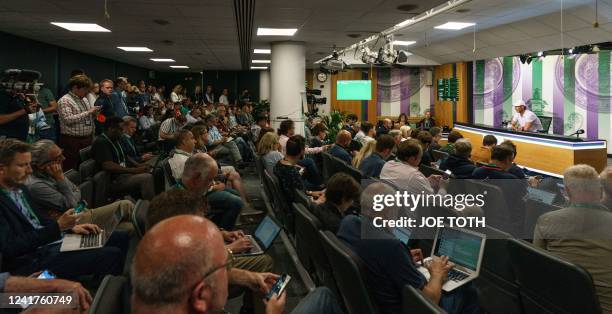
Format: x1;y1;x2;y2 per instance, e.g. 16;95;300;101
336;80;372;100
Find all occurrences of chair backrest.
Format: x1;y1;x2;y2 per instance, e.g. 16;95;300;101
341;163;363;182
321;152;334;181
464;179;512;232
78;180;94;207
89;275;130;314
431;150;449;162
64;169;81;185
402;285;444;314
319;230;380;314
79;145;92;163
161;157;177;186
473;226;521;314
294;189;312;209
418;164;447;178
132;199;150;238
92;171;112;207
254;154;265;184
293;203;339;296
507;239;602;314
263;169;293;233
79;159;97;181
537;116;553;133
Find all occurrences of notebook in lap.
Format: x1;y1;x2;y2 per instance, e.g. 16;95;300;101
417;227;486;292
60;213;120;252
234;216;281;257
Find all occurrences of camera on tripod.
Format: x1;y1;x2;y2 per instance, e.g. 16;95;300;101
306;88;326;105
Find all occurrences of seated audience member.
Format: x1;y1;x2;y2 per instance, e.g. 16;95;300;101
0;139;128;279
146;190;274;313
416;131;434;167
343;113;359;138
175;153;242;230
27;140;134;232
376;118;392;137
329;130;353;165
312;173;360;233
400;125;412;141
251;115;268;142
354;121;376;146
389;129;402;147
397;113;408;127
440;139;476;179
337;182;479;314
92;117;155;200
132;215;343;314
498;140;528;179
158;111;187;153
257;132;284;176
352;140;376;169
139;105;157;131
186;108;202;125
380;139;446;195
471;134;497;164
205;114;245;167
439;130;463;154
120;116;154;167
417;109;436;130
359;135;395;178
602;167;612;210
533;164;612;312
0;273;92;312
278;120;324;187
310;123;328;148
274;135;325;204
429;126;442;150
409;128;420;140
471;145;517;180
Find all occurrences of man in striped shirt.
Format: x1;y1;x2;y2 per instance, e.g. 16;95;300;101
57;75;100;170
158;112;187;153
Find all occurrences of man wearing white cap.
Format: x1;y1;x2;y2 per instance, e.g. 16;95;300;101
511;100;543;132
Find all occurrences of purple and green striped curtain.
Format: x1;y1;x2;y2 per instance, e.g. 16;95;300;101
473;52;612;153
377;68;434;117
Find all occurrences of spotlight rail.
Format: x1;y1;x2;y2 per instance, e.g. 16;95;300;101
314;0;473;64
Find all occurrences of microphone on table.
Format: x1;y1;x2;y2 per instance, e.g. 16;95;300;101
569;129;585;138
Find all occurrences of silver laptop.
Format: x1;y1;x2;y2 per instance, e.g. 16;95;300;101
418;227;486;292
60;212;120;252
234;216;281;257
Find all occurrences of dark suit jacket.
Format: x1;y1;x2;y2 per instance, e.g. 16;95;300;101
329;144;352;165
0;186;61;272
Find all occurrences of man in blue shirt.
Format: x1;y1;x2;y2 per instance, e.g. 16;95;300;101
111;77;129;118
337;182;480;314
359;134;395;178
329;130;353;165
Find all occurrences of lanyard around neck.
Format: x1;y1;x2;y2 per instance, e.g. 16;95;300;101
102;133;126;164
1;188;40;224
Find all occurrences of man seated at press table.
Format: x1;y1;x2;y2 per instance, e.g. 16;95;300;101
510;100;543;132
337;182;480;314
92;117;155;201
533;164;612;312
0;139;128;280
26;139;135;233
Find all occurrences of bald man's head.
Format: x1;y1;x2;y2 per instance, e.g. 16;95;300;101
336;130;352;146
383;118;392;129
132;215;228;313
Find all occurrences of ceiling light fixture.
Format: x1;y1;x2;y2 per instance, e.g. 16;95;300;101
253;49;271;54
392;40;416;46
150;58;175;62
537;51;544;56
252;60;271;64
251;66;268;70
170;65;189;69
395;19;415;28
51;22;111;32
257;28;298;36
118;47;153;52
434;22;476;30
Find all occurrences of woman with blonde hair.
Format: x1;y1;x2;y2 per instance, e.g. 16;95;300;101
400;125;412;141
257;131;283;175
352;139;377;168
171;85;183;103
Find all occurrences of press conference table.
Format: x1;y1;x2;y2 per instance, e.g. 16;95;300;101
452;122;608;177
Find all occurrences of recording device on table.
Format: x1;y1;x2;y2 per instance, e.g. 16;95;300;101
266;274;291;300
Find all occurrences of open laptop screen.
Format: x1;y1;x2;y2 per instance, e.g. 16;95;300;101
392;227;412;246
254;216;281;249
434;228;483;271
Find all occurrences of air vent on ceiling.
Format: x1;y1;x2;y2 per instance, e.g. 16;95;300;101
153;19;169;26
456;8;471;13
162;40;173;45
347;34;361;38
396;4;419;12
233;0;256;70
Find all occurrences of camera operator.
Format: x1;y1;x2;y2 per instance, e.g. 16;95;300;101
0;90;37;141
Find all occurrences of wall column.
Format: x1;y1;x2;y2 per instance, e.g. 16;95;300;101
270;41;306;135
259;70;270;101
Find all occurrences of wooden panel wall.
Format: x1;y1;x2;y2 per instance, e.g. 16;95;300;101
306;69;314;90
330;69;378;123
433;62;469;128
